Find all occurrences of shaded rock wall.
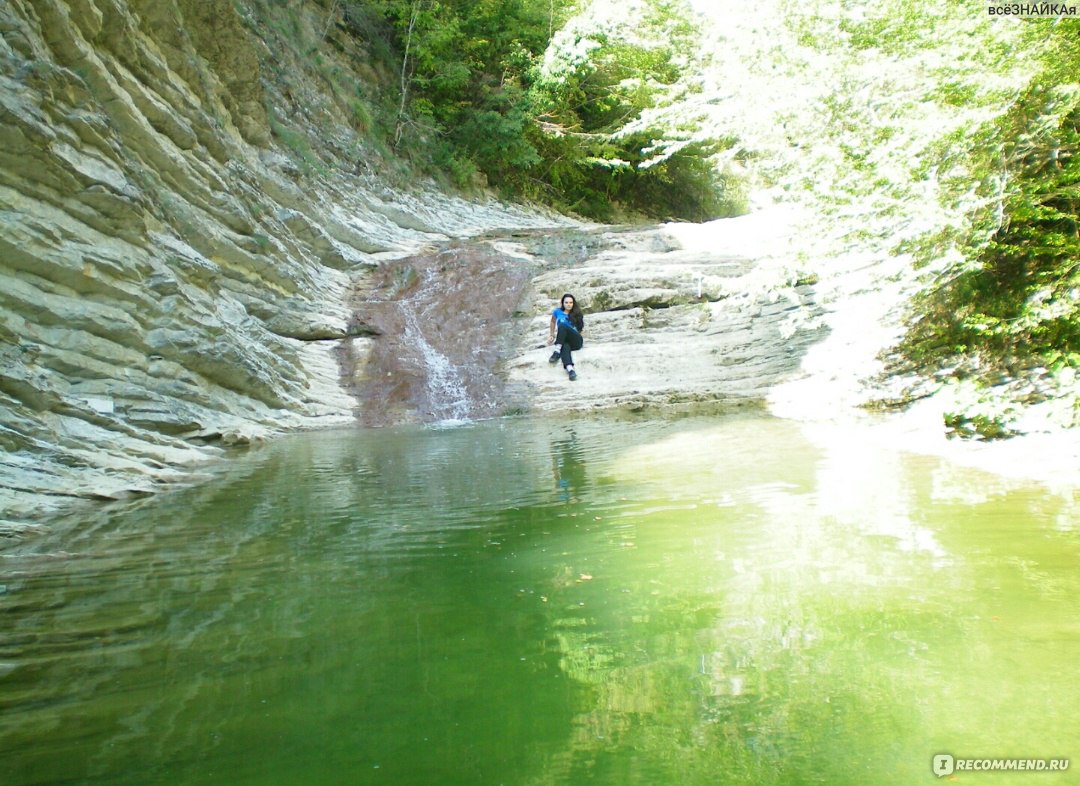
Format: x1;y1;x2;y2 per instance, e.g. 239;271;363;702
0;0;567;521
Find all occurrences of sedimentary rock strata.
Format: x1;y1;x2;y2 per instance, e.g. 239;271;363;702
0;0;566;521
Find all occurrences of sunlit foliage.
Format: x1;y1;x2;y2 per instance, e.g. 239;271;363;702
351;0;740;220
901;20;1080;385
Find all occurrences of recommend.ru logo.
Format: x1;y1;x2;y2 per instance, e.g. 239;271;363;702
934;754;1071;777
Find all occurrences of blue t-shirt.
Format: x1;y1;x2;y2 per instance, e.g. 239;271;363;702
552;308;581;333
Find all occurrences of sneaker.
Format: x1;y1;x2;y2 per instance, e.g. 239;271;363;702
548;350;561;364
568;369;578;381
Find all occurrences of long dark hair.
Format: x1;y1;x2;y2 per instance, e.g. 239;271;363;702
560;292;584;330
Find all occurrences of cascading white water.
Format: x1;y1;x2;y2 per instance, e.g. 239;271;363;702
399;295;472;423
347;242;535;427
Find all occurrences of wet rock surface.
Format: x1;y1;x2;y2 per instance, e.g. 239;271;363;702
342;243;537;426
343;221;826;424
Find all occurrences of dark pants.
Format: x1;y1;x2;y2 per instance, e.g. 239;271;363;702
555;324;583;368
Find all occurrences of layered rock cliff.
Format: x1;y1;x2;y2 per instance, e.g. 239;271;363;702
9;0;1070;531
0;0;570;521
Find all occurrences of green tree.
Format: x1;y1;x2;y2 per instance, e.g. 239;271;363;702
360;0;571;161
356;0;739;220
902;20;1080;380
517;0;738;219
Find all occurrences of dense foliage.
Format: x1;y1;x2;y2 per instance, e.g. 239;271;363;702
901;20;1080;384
343;0;739;221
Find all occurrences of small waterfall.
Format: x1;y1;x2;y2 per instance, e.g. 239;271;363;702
347;243;535;427
399;297;471;423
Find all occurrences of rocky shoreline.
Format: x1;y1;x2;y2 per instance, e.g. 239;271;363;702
2;1;1076;531
0;0;573;523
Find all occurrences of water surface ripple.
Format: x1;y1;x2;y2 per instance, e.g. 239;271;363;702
1;415;1077;785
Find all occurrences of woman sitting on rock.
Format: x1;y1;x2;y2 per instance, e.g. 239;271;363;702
547;293;584;381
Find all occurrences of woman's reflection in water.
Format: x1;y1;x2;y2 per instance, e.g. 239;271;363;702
551;430;587;504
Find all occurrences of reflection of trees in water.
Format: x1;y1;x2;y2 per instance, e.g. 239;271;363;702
540;590;927;784
523;480;981;785
524;468;1080;786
